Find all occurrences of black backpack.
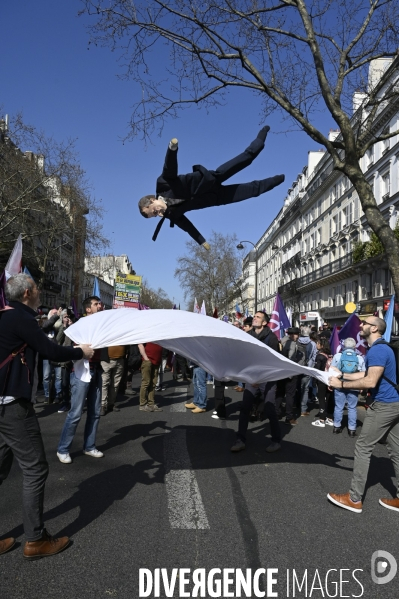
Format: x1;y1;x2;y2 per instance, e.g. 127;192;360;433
293;341;311;366
127;344;142;372
373;339;399;392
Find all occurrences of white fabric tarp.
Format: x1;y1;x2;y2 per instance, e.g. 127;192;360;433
67;309;330;385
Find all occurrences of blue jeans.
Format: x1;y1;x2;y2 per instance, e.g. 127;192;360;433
193;366;207;409
42;360;62;398
300;375;311;413
334;389;358;431
57;370;102;454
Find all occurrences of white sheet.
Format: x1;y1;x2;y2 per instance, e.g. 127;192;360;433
67;309;330;385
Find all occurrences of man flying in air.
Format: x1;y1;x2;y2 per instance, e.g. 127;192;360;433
138;127;285;249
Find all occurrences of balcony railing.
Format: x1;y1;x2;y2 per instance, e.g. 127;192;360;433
278;280;298;296
298;253;353;287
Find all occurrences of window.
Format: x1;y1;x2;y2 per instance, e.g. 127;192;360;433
382;172;390;201
366;147;374;169
354;197;360;221
344;202;353;225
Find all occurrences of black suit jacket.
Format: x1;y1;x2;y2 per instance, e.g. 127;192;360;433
153;148;218;245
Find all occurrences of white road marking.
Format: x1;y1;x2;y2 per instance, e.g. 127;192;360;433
164;429;210;529
169;387;189;412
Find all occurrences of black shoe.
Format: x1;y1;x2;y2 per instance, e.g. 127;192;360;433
100;407;107;417
333;426;342;434
109;406;120;412
348;429;356;438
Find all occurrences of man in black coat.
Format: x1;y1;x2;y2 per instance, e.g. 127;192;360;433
0;274;93;559
138;127;285;248
230;311;282;453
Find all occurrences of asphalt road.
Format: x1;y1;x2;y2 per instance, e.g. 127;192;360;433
1;372;399;599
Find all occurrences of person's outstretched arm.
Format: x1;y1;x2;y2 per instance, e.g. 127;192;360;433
161;138;179;179
174;215;209;248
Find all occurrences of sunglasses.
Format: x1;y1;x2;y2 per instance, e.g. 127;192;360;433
359;320;375;326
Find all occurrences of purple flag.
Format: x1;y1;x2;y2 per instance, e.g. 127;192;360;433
0;271;7;310
338;313;367;355
268;293;291;340
329;325;340;355
71;298;79;319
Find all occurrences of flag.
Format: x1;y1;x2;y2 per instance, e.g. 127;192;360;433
338;312;367;355
0;271;6;310
5;234;23;280
222;314;229;322
173;304;177;310
267;293;291;340
383;294;395;342
138;303;150;310
23;266;34;281
235;303;242;319
193;297;200;313
200;300;206;315
92;276;101;300
213;307;218;319
329;325;340;355
71;298;79;319
286;307;292;326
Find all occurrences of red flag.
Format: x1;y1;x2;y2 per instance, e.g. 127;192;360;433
213;307;218;319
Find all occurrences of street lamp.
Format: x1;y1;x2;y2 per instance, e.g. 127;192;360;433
237;240;258;313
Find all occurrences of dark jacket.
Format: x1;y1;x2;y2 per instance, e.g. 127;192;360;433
314;351;328;371
0;301;83;399
248;326;280;353
153;147;218;245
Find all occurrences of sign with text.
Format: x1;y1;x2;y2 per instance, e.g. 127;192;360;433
114;273;142;304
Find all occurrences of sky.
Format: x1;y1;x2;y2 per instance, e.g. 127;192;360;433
1;1;335;308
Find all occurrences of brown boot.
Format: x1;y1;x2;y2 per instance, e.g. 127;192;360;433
0;537;15;555
23;529;71;560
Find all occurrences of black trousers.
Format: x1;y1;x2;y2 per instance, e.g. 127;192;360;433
173;354;189;379
237;383;281;444
213;380;226;417
163;135;284;211
0;399;49;541
283;376;300;420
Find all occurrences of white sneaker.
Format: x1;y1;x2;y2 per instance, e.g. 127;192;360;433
211;413;226;420
84;449;104;458
325;418;334;426
212;410;217;415
57;452;72;464
312;419;325;427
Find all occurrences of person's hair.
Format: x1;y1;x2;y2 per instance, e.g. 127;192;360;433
5;273;35;302
310;331;318;342
83;296;100;312
243;317;253;326
343;337;357;349
138;195;155;217
255;311;270;324
317;337;331;354
370;316;386;335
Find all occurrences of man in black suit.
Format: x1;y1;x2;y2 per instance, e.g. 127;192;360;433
138;127;285;248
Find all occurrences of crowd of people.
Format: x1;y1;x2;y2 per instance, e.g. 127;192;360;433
0;273;398;560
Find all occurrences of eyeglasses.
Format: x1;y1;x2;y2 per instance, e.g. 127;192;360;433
359;320;375;326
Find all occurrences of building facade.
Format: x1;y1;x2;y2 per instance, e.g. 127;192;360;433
239;61;399;332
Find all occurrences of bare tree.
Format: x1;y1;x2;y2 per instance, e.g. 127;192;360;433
0;113;109;303
81;0;399;295
140;278;174;308
175;231;242;312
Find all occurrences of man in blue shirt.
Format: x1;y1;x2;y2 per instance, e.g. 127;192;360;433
327;316;399;513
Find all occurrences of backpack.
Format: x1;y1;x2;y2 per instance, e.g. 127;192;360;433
340;348;359;374
293;341;312;366
127;344;142;372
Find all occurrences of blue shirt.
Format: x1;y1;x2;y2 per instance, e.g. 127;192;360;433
365;341;399;403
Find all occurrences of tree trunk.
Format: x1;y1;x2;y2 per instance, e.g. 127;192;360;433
344;161;399;299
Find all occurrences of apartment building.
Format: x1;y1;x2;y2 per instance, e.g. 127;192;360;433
239;61;399;331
